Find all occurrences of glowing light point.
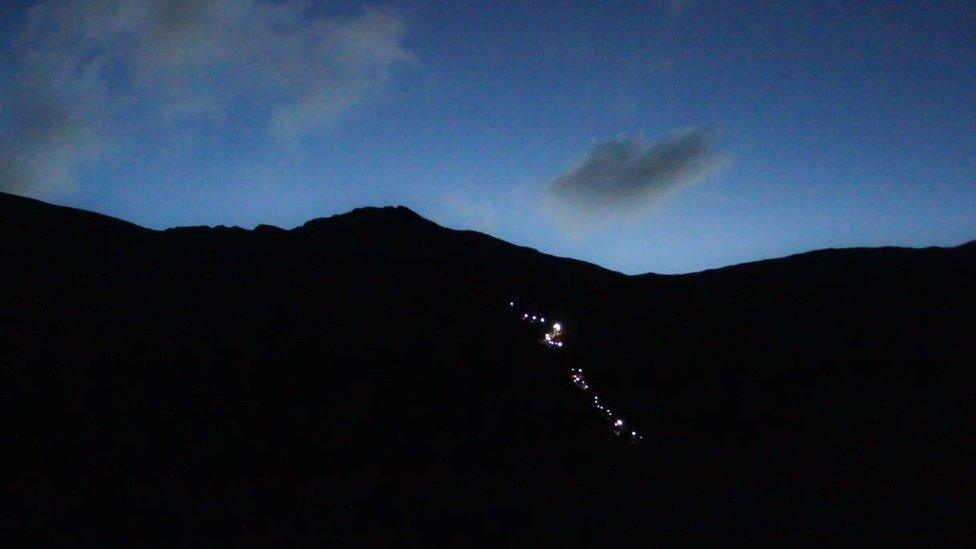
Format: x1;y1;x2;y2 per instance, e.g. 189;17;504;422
614;419;624;428
553;323;562;333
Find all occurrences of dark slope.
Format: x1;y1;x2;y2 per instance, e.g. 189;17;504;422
3;191;975;543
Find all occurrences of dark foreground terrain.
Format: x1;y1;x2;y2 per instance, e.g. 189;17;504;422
4;191;975;543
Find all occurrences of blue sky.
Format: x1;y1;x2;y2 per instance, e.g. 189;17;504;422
2;0;974;273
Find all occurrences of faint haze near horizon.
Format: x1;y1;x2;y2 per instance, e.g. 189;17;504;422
1;0;974;274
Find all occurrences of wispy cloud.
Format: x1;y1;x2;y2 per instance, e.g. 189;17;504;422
548;129;729;224
0;0;410;196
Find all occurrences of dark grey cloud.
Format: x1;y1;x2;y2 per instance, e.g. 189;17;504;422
153;0;209;36
548;129;728;222
0;0;410;196
0;86;89;195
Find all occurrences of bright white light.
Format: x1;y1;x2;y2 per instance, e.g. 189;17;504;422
614;419;624;428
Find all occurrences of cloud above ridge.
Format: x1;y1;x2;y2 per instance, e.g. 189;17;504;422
548;129;729;223
0;0;410;196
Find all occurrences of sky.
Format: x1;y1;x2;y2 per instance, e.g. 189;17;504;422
1;0;974;274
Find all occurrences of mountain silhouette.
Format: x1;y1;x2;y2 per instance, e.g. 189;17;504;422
4;191;974;544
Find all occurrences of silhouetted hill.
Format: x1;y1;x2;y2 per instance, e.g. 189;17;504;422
3;191;974;544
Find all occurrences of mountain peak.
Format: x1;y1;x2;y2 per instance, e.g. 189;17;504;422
297;204;438;232
347;205;426;219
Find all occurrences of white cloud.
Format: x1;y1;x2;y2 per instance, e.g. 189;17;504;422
0;0;410;196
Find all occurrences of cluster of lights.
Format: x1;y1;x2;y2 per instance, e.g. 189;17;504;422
568;367;642;442
509;299;643;444
543;322;564;348
570;368;589;390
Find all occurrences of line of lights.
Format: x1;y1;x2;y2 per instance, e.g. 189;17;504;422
509;300;643;444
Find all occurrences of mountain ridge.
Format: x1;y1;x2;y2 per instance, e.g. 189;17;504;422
3;190;973;278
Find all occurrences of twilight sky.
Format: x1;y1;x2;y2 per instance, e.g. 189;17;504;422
1;0;974;274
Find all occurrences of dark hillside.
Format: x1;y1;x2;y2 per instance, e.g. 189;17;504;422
3;191;974;543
